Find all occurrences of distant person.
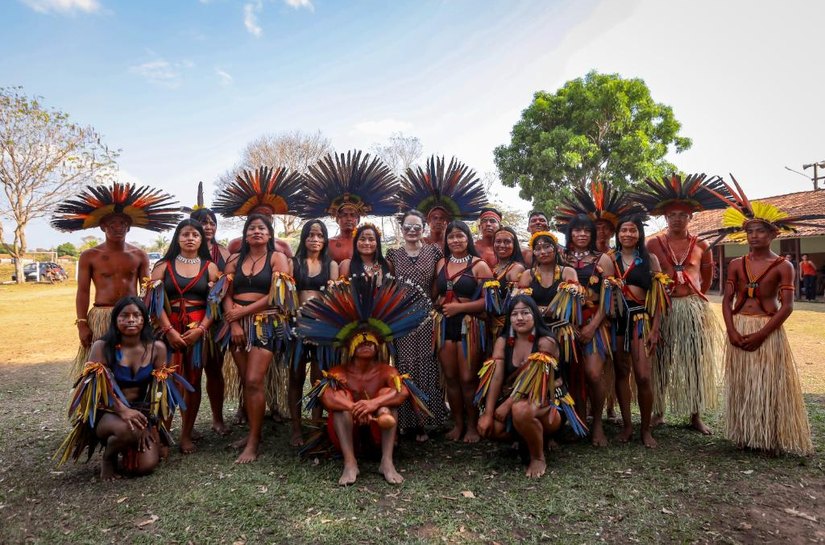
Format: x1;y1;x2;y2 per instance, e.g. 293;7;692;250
800;254;817;301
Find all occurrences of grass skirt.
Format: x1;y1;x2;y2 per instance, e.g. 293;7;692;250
70;306;112;379
653;295;720;415
724;314;813;455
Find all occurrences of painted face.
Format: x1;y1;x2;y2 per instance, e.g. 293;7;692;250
427;208;449;234
356;228;378;258
509;301;535;334
337;206;360;232
532;239;557;264
571;227;592;250
245;218;271;245
116;303;144;335
479;215;501;236
100;215;131;241
665;209;692;232
354;341;377;358
446;227;469;255
200;216;217;241
493;231;516;260
595;221;614;247
528;214;548;234
304;222;326;253
617;221;640;250
178;225;202;253
745;221;776;249
401;215;424;243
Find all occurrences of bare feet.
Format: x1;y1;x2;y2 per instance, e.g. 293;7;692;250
270;410;287;424
179;437;197;454
100;458;120;481
231;434;249;450
290;428;304;447
641;430;658;449
617;426;633;443
651;413;665;427
234;445;259;464
415;432;429;443
546;439;560;451
463;428;480;444
591;422;608;447
339;462;359;485
445;425;463;442
233;408;247;426
379;460;404;484
159;445;170;460
211;421;231;436
690;415;712;435
525;458;546;478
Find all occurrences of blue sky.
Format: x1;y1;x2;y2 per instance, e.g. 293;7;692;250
3;0;825;248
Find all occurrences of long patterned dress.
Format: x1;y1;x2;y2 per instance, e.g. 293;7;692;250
386;244;448;432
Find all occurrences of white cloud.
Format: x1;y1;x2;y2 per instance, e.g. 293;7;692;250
353;118;413;137
129;58;192;89
215;67;234;86
20;0;100;14
243;1;263;37
284;0;313;11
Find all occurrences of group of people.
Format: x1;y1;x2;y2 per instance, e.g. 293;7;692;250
50;151;820;485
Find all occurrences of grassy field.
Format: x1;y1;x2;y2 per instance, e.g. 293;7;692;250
1;283;824;544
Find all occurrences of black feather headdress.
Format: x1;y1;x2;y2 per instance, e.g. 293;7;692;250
212;166;304;218
555;180;644;231
397;155;488;220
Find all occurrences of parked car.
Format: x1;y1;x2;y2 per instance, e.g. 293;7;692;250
11;262;68;282
147;252;162;270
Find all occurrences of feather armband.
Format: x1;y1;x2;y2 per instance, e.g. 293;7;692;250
207;273;232;320
474;358;497;407
393;373;433;417
509;352;558;407
600;276;625;318
149;365;195;422
645;272;673;319
67;361;129;428
554;383;588;437
548;282;586;325
303;370;346;410
482;280;502;314
141;278;168;321
269;272;298;313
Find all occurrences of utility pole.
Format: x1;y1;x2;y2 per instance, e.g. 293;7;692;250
802;161;825;190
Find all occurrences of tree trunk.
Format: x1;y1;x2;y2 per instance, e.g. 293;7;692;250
13;223;27;285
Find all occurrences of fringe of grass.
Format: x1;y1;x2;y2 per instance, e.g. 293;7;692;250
69;306;111;379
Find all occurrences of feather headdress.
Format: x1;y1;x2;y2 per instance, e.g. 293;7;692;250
398;155;488;220
555;180;643;231
699;174;825;247
212;165;304;218
296;275;430;358
629;173;729;216
51;183;181;232
301;150;398;219
180;181;207;214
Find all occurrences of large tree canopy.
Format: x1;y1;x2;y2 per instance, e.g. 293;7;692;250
494;71;692;215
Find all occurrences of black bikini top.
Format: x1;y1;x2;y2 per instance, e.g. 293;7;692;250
234;251;273;296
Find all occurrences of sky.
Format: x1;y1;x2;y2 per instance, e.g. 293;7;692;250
2;0;824;248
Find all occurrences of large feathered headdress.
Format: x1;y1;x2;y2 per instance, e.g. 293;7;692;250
555;180;644;231
51;183;181;232
212;166;304;218
629;173;729;216
296;276;430;360
180;181;208;215
699;174;825;247
301;150;398;218
398;155;488;220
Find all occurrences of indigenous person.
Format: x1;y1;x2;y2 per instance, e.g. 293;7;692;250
800;254;817;302
219;214;296;463
386;210;448;440
54;297;191;480
144;219;221;453
433;221;495;442
702;180;820;455
189;191;232;436
552;214;616;446
339;223;394;281
302;150;399;264
51;183;180;378
213;166;305;424
475;207;503;269
297;277;432;485
517;231;577;319
288;220;339;446
631;174;728;434
487;226;526;339
523;210;550;266
397;155;488;250
611;215;671;448
477;296;584;478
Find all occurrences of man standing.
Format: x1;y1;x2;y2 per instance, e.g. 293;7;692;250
475;207;502;269
523;210;549;266
51;183;180;378
632;174;728;434
799;254;817;302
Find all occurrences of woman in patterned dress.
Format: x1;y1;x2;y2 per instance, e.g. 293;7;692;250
386;210;447;440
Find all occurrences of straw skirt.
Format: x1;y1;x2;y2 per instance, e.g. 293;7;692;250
70;306;112;379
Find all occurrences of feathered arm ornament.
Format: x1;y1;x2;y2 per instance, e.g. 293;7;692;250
548;282;587;325
509;352;558;407
141;277;169;322
554;382;588;438
482;280;502;314
207;273;232;321
599;276;625;318
149;365;195;422
269;272;298;314
646;272;673;319
393;373;433;418
474;358;497;407
303;370;346;410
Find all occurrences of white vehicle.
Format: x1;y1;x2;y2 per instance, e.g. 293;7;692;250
147;252;162;271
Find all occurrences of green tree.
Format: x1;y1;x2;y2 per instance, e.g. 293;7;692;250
55;242;78;257
79;235;101;251
494;71;691;215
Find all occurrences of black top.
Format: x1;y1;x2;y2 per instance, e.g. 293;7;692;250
293;256;331;291
529;267;561;307
616;256;652;291
163;260;209;310
504;334;542;377
234;251;273;296
436;260;478;299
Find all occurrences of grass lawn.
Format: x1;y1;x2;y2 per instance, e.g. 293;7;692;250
1;283;824;544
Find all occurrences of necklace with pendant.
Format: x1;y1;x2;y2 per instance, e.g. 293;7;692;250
449;254;471;264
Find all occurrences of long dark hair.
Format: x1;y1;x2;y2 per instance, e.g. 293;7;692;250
294;219;332;284
350;223;390;276
100;296;155;368
615;214;650;261
443;220;479;258
494;226;525;264
161;219;211;264
238;213;276;267
499;294;554;340
565;214;596;252
190;207;218;227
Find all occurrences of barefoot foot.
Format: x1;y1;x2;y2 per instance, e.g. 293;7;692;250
463;428;480;444
339;462;359;486
651;413;665;428
445;425;463;442
290;428;305;447
179;437;197;454
100;458;120;481
641;430;658;449
211;421;231;436
525;458;547;478
690;415;712;435
233;408;247;426
617;426;633;443
234;445;259;464
379;460;404;484
231;434;249;450
591;423;608;447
